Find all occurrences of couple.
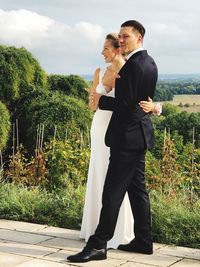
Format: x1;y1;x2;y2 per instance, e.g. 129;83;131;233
68;20;158;263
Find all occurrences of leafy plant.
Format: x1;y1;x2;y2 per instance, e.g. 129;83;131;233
0;101;10;150
48;74;89;102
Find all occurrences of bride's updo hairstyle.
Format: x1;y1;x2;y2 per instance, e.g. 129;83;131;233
106;33;120;49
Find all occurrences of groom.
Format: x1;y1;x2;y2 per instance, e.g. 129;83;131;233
68;20;158;263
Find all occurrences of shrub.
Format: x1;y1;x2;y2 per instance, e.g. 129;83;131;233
48;74;89;102
0;101;11;151
0;45;47;108
17;90;92;151
44;140;90;190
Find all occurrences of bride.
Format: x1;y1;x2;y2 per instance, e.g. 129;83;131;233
80;33;159;249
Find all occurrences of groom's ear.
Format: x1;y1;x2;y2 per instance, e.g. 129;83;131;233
137;34;143;44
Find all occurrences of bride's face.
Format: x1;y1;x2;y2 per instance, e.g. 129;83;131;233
101;39;117;63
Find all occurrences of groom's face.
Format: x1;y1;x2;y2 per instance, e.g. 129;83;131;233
118;26;142;55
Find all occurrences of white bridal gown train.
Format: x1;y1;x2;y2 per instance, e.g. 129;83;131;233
80;68;134;249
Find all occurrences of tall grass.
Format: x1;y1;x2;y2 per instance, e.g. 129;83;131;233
151;190;200;248
0;182;85;229
0;182;199;248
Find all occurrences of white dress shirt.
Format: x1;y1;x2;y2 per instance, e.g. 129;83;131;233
125;47;144;60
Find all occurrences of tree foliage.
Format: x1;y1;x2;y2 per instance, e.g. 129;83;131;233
0;45;47;109
22;90;92;149
154;80;200;101
0;101;10;151
48;74;89;102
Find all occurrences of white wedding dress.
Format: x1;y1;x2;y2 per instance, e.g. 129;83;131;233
80;68;134;249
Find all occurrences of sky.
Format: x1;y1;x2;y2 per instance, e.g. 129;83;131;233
0;0;200;75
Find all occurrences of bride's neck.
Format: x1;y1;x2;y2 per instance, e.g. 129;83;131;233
110;57;125;72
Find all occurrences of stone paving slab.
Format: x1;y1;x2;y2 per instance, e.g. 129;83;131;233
39;237;85;251
0;240;59;258
107;249;181;267
14;258;69;267
119;262;159;267
35;226;80;240
0;220;199;267
0;229;53;244
0;219;47;232
171;258;200;267
157;245;200;261
0;252;31;267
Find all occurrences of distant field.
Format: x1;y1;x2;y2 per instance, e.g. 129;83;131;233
162;95;200;113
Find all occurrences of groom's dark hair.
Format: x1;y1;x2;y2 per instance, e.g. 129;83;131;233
121;20;145;37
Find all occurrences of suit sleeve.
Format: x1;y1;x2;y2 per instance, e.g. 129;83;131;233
98;95;128;111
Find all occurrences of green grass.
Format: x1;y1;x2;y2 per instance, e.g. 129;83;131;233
162;95;200;112
0;183;85;229
0;182;199;248
151;190;200;248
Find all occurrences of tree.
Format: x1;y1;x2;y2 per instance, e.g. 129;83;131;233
0;45;47;109
161;103;180;117
48;74;89;102
0;101;10;151
22;91;92;151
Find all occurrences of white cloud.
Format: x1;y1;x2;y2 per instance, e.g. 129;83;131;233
0;9;54;48
0;9;104;74
0;0;200;74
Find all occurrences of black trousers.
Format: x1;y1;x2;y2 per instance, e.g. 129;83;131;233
87;146;152;249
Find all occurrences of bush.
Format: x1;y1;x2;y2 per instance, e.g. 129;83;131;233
0;101;11;151
44;140;90;190
0;45;47;109
48;74;89;102
17;90;92;150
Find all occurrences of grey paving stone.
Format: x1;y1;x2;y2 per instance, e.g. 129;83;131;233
0;252;31;267
171;258;200;267
0;219;47;232
108;249;181;267
119;262;158;267
42;249;69;263
157;245;200;260
35;226;80;240
0;240;59;258
0;220;199;267
65;258;126;267
131;253;182;267
39;237;85;251
0;229;53;244
14;258;70;266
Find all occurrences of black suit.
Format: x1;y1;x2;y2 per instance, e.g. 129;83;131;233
87;50;158;249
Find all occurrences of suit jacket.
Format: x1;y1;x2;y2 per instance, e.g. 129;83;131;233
99;50;158;150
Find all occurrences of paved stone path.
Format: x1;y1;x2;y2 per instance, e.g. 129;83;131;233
0;219;199;266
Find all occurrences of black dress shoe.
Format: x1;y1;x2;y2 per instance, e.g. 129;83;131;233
118;239;153;255
67;246;107;262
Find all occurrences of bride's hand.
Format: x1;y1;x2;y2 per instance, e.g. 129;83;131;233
89;91;102;111
139;97;154;113
88;89;97;111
